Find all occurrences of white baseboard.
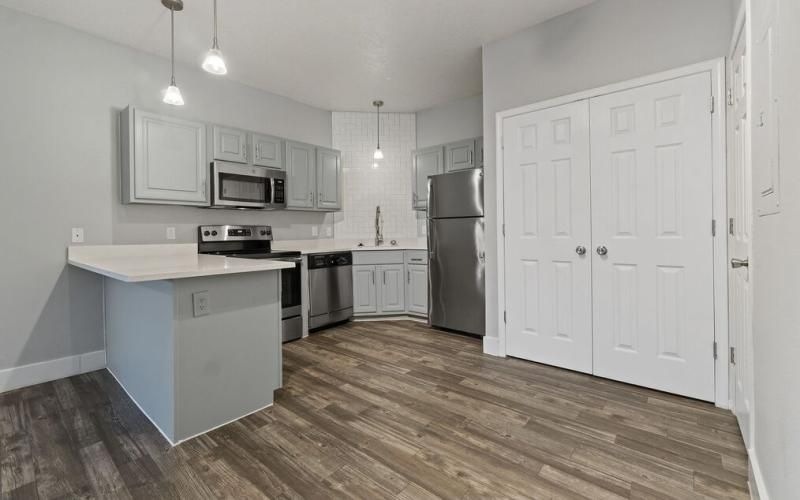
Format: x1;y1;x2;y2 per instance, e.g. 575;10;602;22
483;336;503;357
0;350;106;394
749;448;769;500
353;315;427;323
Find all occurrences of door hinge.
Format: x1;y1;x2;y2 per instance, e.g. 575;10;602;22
503;311;507;324
710;96;715;114
713;341;718;359
730;346;736;365
711;219;717;237
729;217;735;235
727;88;734;106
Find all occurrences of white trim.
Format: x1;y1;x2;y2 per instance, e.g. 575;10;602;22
749;448;769;500
483;336;502;357
353;315;428;324
492;59;729;407
0;350;106;394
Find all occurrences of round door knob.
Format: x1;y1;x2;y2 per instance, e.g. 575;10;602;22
596;245;608;256
575;246;586;256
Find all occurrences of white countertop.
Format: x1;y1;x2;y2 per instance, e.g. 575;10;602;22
68;244;294;283
272;238;427;255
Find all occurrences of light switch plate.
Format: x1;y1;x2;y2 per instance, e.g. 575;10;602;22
311;226;319;237
166;227;176;240
71;227;84;243
325;226;332;237
193;291;210;317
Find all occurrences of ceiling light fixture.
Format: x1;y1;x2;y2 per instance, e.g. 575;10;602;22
202;0;228;75
372;100;384;168
162;0;185;106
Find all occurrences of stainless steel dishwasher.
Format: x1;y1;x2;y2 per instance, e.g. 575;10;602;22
308;252;353;330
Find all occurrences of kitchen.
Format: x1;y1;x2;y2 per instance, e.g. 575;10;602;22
1;0;798;498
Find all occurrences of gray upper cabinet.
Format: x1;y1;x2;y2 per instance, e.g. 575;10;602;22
212;125;248;163
121;106;208;206
286;141;316;209
252;133;283;169
412;146;444;210
316;147;342;210
445;139;476;171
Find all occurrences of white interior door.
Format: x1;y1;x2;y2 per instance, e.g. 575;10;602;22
729;22;753;447
590;73;716;401
503;100;593;373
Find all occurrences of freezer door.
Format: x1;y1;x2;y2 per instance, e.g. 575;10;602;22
428;169;484;219
428;217;486;335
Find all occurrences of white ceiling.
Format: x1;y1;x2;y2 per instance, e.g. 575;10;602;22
0;0;593;111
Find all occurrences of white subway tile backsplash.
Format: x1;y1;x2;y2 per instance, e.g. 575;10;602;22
332;112;418;240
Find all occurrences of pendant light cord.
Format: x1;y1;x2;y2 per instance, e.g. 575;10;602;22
170;6;176;85
212;0;219;49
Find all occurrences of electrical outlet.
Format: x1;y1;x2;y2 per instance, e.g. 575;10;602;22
166;227;176;240
192;291;210;317
311;226;319;237
71;227;85;243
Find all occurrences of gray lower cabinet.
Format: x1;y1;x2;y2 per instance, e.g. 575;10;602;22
252;133;283;169
445;139;476;171
212;125;248;164
378;264;405;313
121;106;209;206
352;251;427;318
412;146;444;210
286;141;316;209
315;148;342;210
406;264;428;316
353;265;378;314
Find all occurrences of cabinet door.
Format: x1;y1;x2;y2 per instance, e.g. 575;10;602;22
316;147;342;210
353;265;378;314
285;141;316;209
129;108;208;205
406;264;428;316
445;139;476;171
412;146;444;210
212;126;248;163
378;264;405;313
252;133;283;169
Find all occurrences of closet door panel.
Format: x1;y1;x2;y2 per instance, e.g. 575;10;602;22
590;72;715;401
502;100;593;373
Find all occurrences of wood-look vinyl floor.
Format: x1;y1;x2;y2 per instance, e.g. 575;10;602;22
1;320;749;499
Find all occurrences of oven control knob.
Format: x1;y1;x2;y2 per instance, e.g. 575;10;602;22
203;231;210;237
211;231;218;236
260;230;267;236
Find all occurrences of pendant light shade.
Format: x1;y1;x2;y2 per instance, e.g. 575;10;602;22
162;0;185;106
202;0;228;75
372;100;384;163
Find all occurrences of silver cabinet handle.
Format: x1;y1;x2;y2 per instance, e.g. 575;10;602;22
468;150;473;165
731;258;749;268
576;246;586;256
383;271;386;285
372;270;375;285
596;246;608;256
407;270;410;283
256;144;260;159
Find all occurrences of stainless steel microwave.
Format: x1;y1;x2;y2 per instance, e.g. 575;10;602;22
210;161;286;209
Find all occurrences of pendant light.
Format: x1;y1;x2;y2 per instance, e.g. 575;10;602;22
202;0;228;75
372;100;384;168
162;0;185;106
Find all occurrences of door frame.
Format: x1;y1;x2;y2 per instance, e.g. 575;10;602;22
492;59;730;408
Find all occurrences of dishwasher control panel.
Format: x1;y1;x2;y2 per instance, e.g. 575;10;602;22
308;252;353;269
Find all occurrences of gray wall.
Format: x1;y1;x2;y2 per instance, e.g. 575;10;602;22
416;94;483;149
481;0;737;339
0;6;333;372
750;1;800;497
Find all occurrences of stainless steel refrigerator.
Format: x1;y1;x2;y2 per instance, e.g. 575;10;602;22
427;169;486;336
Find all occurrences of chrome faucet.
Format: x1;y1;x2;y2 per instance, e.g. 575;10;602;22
375;205;384;247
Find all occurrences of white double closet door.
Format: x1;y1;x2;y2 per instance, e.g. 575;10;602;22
503;72;716;401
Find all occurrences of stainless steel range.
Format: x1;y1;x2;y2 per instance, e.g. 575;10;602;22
197;225;303;342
